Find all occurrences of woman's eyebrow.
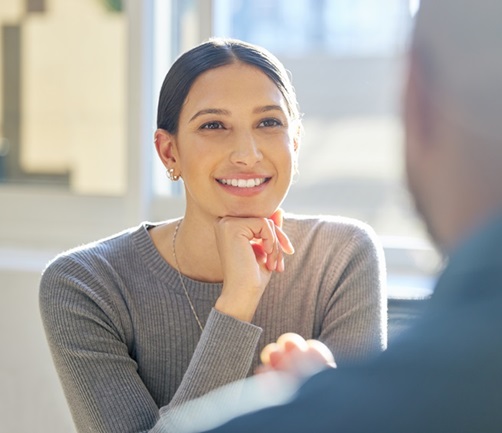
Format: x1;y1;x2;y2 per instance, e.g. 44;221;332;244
189;108;230;123
189;105;284;123
253;104;284;114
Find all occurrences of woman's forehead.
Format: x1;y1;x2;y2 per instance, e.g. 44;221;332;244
181;63;289;117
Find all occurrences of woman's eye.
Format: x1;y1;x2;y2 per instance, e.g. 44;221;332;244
259;118;283;128
200;121;224;130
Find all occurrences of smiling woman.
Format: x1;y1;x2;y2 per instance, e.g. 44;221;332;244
155;62;296;224
39;38;387;433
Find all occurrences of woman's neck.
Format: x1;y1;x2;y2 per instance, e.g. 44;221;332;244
151;215;224;283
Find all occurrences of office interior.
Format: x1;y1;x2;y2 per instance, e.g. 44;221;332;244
0;1;438;431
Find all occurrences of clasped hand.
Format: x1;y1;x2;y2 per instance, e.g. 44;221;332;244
213;209;294;322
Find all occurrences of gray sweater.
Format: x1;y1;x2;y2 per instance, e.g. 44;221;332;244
39;215;387;433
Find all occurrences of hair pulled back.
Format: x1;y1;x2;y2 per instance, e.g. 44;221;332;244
156;38;300;134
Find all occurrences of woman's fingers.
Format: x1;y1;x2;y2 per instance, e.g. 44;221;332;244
274;225;295;255
270;209;294;256
215;212;293;275
269;208;284;228
275;246;285;273
251;242;267;265
252;218;285;273
259;218;277;254
262;210;294;272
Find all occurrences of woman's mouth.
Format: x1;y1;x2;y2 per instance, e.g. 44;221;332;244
216;177;270;188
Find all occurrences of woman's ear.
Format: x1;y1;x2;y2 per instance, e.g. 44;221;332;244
154;129;179;172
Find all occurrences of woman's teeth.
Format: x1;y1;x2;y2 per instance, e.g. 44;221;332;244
218;178;267;188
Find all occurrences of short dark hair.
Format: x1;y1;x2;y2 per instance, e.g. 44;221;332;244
156;38;300;134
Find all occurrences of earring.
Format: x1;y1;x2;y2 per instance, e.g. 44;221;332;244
166;168;180;181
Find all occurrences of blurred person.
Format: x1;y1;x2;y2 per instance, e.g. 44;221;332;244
39;38;386;433
197;0;502;432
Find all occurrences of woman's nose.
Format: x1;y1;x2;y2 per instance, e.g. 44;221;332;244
229;132;263;166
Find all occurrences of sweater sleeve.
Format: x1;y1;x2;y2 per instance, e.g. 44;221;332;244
318;222;387;365
165;309;262;407
39;256;262;433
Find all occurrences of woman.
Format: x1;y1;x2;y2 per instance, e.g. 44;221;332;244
40;38;386;433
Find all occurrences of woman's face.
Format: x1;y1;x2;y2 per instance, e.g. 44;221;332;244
166;62;299;221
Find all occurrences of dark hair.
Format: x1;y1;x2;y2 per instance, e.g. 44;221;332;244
156;38;300;134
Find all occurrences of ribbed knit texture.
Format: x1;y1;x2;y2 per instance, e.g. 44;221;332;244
39;214;387;433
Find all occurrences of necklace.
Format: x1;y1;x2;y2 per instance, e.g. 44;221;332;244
172;219;204;332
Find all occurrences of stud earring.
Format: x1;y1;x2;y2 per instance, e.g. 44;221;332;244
166;168;180;181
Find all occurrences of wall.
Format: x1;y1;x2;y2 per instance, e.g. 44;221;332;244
0;263;75;433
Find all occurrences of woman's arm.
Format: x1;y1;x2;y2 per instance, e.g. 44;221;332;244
253;219;386;376
317;222;387;364
39;256;263;433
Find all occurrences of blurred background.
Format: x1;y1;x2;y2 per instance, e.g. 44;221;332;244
0;0;439;431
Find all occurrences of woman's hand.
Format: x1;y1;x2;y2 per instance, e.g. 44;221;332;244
256;333;336;379
213;209;294;322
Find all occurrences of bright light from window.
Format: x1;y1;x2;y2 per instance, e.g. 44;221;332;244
152;0;176;196
409;0;420;17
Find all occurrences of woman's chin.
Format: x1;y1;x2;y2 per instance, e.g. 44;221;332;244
220;207;279;219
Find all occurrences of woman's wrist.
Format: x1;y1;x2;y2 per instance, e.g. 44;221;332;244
214;293;260;323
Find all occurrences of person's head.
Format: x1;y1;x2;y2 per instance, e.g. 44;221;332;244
154;38;302;221
156;38;301;135
404;0;502;252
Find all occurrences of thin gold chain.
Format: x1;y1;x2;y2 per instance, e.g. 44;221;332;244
172;219;204;332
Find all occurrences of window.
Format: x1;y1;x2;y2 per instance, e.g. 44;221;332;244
0;0;126;194
210;0;439;296
0;0;157;251
1;0;439;298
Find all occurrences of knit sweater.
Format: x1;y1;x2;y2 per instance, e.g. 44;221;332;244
39;214;387;433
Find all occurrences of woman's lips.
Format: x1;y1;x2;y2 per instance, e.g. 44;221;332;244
216;177;269;188
215;176;272;196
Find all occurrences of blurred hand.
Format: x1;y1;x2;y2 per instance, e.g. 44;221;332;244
256;333;336;379
214;209;294;322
